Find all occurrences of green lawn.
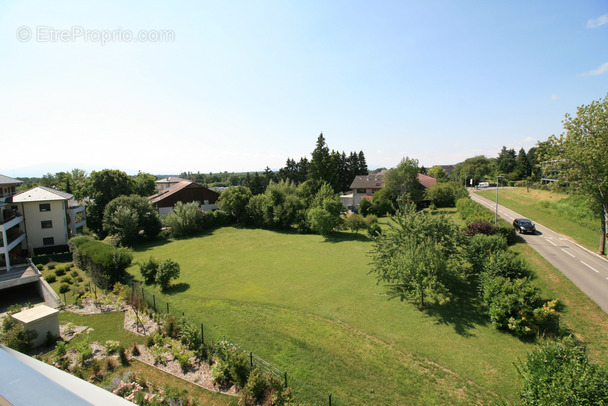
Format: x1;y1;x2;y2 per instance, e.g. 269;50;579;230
129;227;537;405
475;188;602;254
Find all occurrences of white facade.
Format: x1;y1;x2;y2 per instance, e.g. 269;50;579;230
19;199;69;250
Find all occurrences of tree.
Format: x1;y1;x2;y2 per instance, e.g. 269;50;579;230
547;94;608;254
368;203;463;306
308;133;338;192
102;195;161;244
517;337;608;405
428;165;447;181
344;213;367;234
133;172;157;197
358;197;372;216
306;182;344;236
384;157;423;201
453;155;495;185
84;169;135;234
424;181;468;208
217;186;253;222
163;201;205;238
156;259;181;291
514;148;531;179
496;146;517;175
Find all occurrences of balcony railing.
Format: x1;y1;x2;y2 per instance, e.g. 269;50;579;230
0;210;23;225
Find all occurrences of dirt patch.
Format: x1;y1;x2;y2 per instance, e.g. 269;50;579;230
65;297;130;315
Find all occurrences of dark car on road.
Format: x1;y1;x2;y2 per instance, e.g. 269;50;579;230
513;218;536;234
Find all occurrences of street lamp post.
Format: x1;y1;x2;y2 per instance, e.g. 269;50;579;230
495;175;504;226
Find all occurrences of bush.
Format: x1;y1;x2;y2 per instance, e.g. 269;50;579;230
163;201;205;238
139;257;159;285
425;181;468;208
467;234;508;273
118;346;129;366
156;259;181;291
517;337;608;405
212;341;251;388
456;197;493;223
55;340;67;357
481;250;533;280
240;368;270;405
344;213;368;233
367;223;382;238
59;283;71;294
70;270;79;277
36;263;45;270
465;221;496;236
495;223;517;245
44;273;56;283
54;266;66;276
69;238;133;290
481;276;557;337
358;197;372;216
60;275;72;284
46;261;56;270
1;317;37;352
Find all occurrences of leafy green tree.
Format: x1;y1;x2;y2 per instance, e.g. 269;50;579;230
517;337;608;405
306;182;344;236
546;94;608;254
163;201;205;238
133;172;157;197
428;165;447;181
85;169;135;234
453;155;496;185
369;203;463;306
246;180;305;229
102;195;161;244
217;186;253;222
140;257;159;284
358;197;372;216
156;258;181;291
424;181;468;208
384;157;423;201
370;187;396;216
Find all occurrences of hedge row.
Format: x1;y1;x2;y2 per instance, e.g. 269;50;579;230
69;236;132;290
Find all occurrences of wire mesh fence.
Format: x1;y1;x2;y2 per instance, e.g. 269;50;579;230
131;281;338;405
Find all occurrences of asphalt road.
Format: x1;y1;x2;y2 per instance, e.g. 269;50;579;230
469;189;608;314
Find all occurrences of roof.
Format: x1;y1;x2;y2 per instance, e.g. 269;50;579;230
13;186;74;203
417;173;437;189
350;170;387;190
148;180;217;205
12;305;59;323
0;174;23;185
156;176;186;184
0;345;133;405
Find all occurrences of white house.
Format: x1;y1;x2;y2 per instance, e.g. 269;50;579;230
12;186;86;255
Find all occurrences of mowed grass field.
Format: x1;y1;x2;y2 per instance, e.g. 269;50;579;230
476;188;601;254
129;227;536;405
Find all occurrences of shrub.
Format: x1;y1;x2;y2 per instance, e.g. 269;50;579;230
156;259;181;291
456;197;493;223
163;316;180;339
481;276;557;337
131;343;141;356
425;181;468;208
481;250;533;280
59;283;71;294
70;270;79;277
367;223;382;238
44;273;56;283
36;263;45;270
240;368;270;405
106;357;117;372
55;340;67;357
344;213;368;233
46;261;56;270
139;257;159;285
0;317;36;352
69;238;133;289
105;340;121;353
517;337;608;405
118;346;129;366
163;201;205;238
358;197;372;216
60;275;72;284
465;221;496;236
495;223;517;245
467;234;508;273
54;266;66;276
212;341;251;388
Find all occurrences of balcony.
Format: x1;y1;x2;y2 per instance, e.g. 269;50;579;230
0;209;23;225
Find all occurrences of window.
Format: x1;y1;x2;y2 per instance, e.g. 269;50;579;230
357;188;366;194
39;203;51;212
42;237;55;246
41;220;53;229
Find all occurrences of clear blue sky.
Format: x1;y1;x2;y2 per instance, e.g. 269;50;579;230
1;1;607;177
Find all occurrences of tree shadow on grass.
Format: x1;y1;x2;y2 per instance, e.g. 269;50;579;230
323;231;371;243
164;282;190;295
421;277;489;338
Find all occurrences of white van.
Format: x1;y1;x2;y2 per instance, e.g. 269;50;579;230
478;182;489;188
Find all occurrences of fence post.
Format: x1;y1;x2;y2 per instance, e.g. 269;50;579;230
329;393;332;406
167;302;169;313
153;295;156;312
284;372;288;388
201;323;204;344
250;352;253;368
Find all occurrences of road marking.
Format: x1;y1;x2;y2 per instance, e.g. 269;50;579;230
561;249;575;258
581;261;600;273
546;239;558;246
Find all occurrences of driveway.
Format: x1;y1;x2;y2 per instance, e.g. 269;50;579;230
469;189;608;314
